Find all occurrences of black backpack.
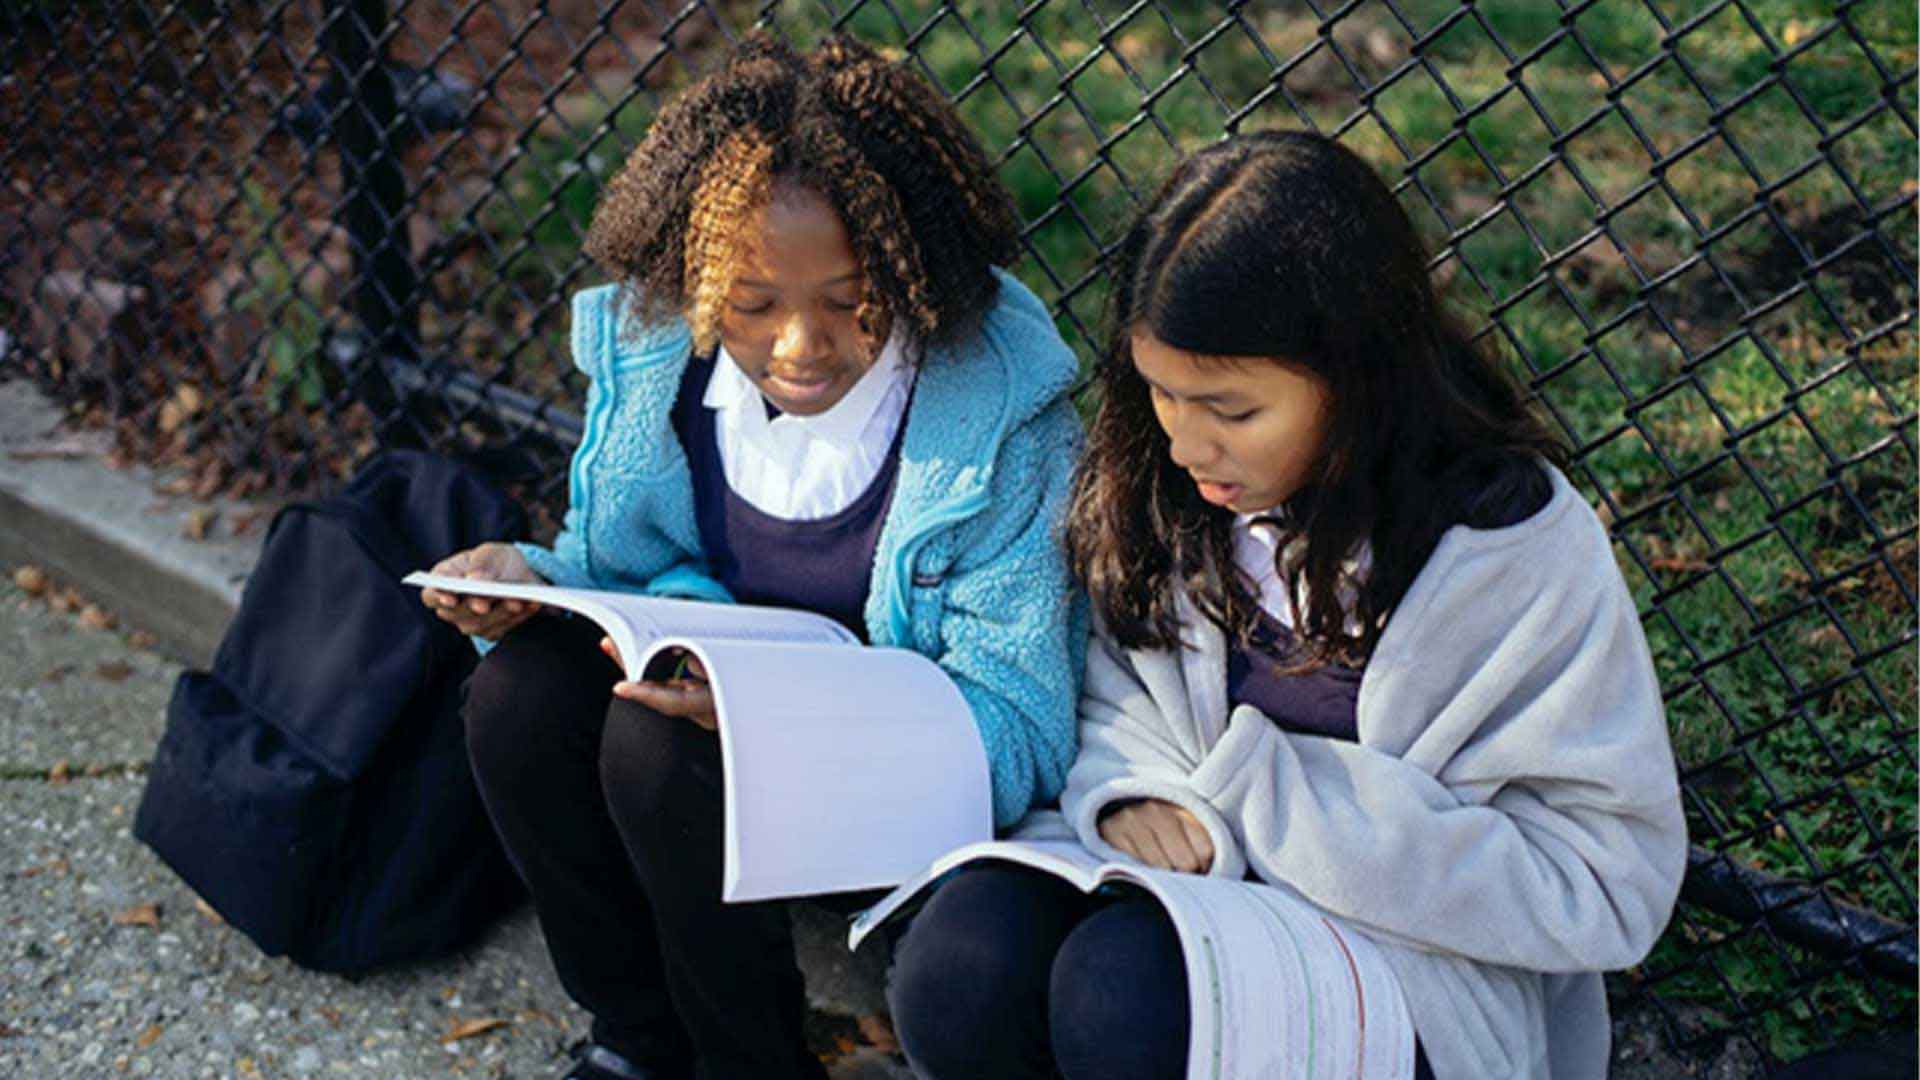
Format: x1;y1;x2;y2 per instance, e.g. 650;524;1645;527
133;450;528;973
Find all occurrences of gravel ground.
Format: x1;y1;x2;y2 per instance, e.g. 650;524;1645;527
0;577;175;774
0;576;584;1079
4;773;587;1078
0;575;909;1079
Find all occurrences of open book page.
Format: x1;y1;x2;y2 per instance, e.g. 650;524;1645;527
1114;868;1416;1080
851;839;1414;1079
401;572;856;677
641;637;993;903
847;838;1108;949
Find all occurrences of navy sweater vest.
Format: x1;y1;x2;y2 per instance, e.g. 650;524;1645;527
669;351;906;642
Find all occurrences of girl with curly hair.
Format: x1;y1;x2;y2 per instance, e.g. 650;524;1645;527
420;33;1085;1080
886;130;1687;1079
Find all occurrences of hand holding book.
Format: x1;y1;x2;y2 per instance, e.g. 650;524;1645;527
401;570;993;901
419;542;546;640
603;639;717;731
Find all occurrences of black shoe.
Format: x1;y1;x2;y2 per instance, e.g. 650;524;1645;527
561;1042;683;1080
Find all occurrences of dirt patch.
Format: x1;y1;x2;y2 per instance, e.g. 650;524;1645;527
1609;988;1768;1079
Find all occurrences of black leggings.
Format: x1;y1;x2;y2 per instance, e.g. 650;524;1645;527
462;614;830;1080
888;863;1190;1080
889;863;1436;1080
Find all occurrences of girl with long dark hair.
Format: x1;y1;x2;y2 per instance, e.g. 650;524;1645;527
887;130;1687;1079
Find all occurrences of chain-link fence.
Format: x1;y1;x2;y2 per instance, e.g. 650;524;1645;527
3;0;1914;1072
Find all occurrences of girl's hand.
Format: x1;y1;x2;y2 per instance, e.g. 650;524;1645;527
608;641;718;732
419;542;545;640
1098;798;1215;874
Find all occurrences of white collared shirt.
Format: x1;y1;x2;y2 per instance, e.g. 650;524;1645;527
703;334;914;520
1234;512;1299;631
1232;510;1371;633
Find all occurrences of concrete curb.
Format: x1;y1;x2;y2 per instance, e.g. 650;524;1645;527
0;381;262;668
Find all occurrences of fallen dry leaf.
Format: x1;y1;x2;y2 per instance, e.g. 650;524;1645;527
135;1023;163;1049
441;1017;509;1043
230;509;271;536
517;1006;560;1029
193;897;224;925
112;903;161;928
182;507;218;540
21;857;70;879
232;470;268;498
12;565;49;596
127;630;157;650
187;455;228;503
95;660;135;682
48;760;71;784
1802;624;1845;649
79;605;117;631
49;588;82;614
855;1014;899;1054
318;1006;343;1028
1648;556;1711;574
40;664;75;685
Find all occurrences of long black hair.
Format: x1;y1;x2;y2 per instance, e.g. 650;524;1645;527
1067;130;1566;666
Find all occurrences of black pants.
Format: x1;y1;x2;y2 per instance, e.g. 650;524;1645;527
463;615;830;1080
889;863;1435;1080
889;863;1190;1079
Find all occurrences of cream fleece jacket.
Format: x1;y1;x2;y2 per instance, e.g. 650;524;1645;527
1059;465;1687;1079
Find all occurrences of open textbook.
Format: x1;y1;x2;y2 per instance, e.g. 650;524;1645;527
402;572;993;903
850;838;1417;1080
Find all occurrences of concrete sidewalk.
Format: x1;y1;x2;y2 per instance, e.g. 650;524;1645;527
0;378;908;1079
0;571;586;1078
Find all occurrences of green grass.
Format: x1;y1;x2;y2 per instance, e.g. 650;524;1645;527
445;2;1915;1058
226;181;334;414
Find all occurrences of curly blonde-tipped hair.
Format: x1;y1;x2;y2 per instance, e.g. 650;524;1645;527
581;31;1020;354
682;133;776;351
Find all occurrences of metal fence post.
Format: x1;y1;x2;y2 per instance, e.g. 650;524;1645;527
323;0;420;433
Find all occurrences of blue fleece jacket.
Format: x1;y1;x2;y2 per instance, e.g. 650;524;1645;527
516;270;1088;827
